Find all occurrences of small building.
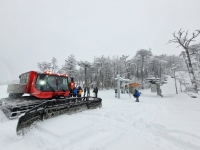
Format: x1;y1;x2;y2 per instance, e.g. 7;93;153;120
128;83;140;94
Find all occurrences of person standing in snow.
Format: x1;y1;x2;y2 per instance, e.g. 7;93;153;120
69;77;75;97
77;86;83;98
73;87;78;97
133;89;140;102
83;86;86;97
93;87;98;98
115;88;117;97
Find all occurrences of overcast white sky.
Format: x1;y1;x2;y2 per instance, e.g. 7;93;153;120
0;0;200;82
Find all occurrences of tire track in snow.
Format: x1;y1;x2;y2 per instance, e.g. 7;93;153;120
134;119;200;150
54;109;141;150
29;123;96;150
82;103;200;150
31;113;129;150
89;132;127;150
46;100;162;150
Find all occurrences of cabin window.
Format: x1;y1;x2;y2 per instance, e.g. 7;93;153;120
19;73;29;84
35;74;69;91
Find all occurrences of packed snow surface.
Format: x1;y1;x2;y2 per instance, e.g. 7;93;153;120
0;77;200;150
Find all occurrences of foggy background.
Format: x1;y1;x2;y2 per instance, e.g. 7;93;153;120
0;0;200;82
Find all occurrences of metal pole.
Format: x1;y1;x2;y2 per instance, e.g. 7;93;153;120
174;70;178;94
160;62;161;83
85;66;87;88
117;74;120;99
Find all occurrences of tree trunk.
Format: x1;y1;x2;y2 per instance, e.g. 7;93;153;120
136;67;139;78
160;63;162;82
141;58;144;89
179;80;182;92
185;48;198;92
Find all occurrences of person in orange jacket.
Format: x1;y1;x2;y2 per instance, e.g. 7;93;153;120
77;86;83;97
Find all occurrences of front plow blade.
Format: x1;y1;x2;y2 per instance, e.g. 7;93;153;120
16;97;102;135
16;102;47;135
17;110;43;135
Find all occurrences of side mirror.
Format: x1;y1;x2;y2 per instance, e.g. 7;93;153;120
19;75;21;79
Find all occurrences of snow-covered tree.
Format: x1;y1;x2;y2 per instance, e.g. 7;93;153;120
64;54;77;78
135;49;152;89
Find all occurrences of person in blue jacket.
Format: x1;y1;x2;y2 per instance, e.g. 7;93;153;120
73;87;78;97
133;89;140;102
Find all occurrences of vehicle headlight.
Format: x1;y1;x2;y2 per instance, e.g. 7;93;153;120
40;81;46;85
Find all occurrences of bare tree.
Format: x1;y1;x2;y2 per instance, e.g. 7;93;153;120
78;61;91;88
37;62;51;72
168;29;200;92
37;57;59;73
51;57;59;73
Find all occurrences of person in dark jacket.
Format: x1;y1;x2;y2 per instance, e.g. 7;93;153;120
93;87;98;98
115;89;117;97
83;86;86;97
133;89;140;102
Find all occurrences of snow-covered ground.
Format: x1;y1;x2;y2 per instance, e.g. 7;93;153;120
0;77;200;150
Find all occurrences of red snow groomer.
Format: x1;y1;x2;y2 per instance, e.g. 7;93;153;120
0;70;102;134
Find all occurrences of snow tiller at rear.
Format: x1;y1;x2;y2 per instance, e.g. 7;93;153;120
0;70;102;135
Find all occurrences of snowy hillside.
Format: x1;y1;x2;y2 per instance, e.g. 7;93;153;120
0;77;200;150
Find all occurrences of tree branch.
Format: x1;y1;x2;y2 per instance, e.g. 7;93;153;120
186;30;200;47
